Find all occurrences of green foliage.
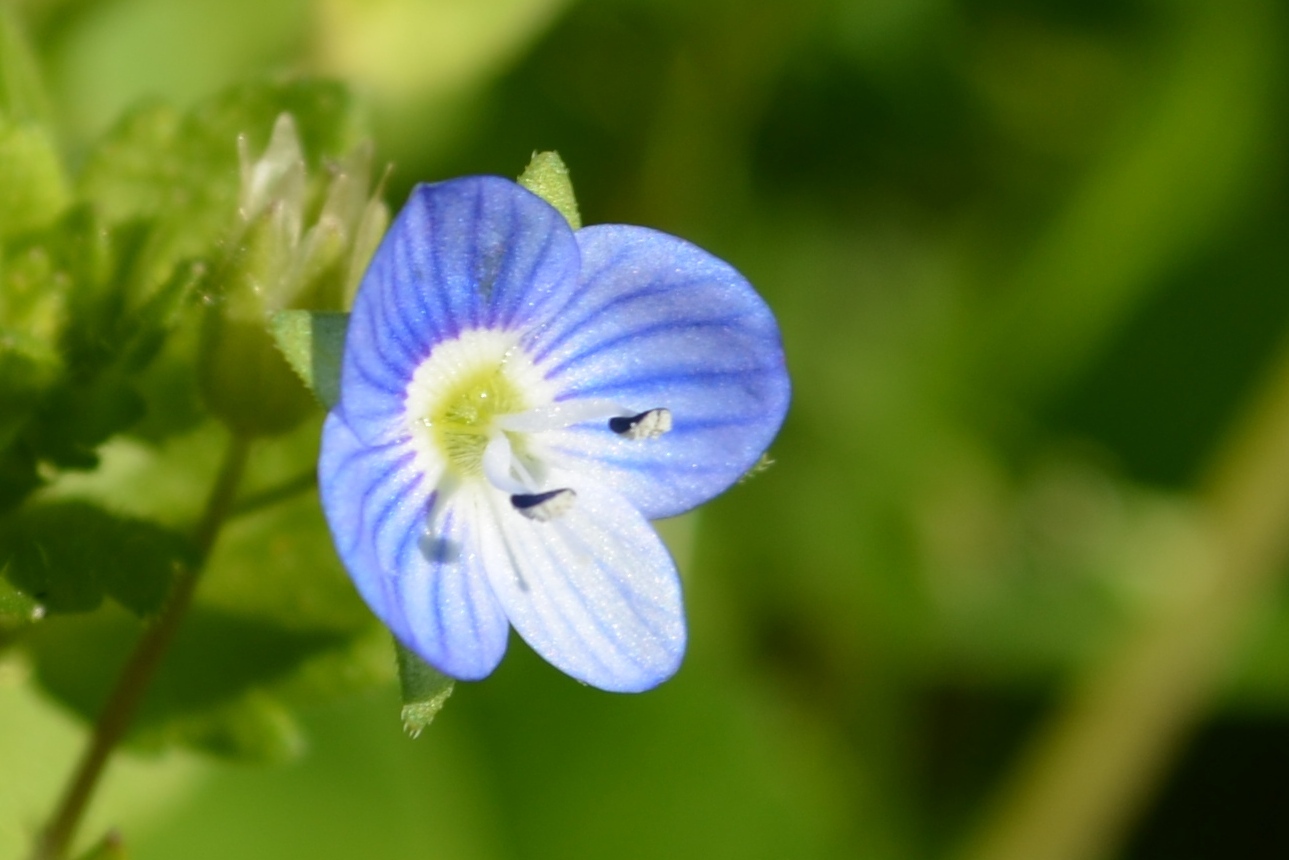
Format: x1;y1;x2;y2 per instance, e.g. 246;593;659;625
0;120;68;236
80;81;361;272
25;601;346;758
0;501;189;616
0;63;394;770
5;0;1289;856
0;574;39;642
0;6;49;123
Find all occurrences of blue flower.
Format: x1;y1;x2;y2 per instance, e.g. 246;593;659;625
318;176;789;692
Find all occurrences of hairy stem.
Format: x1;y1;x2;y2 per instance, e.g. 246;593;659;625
29;433;253;860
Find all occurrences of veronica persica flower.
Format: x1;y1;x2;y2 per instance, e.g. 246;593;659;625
319;176;789;692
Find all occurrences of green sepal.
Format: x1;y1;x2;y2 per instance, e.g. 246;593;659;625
269;310;349;409
518;151;582;230
200;313;316;437
395;638;455;738
0;501;192;617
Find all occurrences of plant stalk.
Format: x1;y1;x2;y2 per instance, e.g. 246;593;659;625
956;339;1289;860
28;434;252;860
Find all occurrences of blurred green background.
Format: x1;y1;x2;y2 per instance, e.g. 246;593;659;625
5;0;1289;857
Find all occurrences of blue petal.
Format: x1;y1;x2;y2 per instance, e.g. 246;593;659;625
475;472;685;692
318;412;510;680
525;225;790;519
339;176;582;446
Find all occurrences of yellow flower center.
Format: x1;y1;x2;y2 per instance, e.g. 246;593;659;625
403;329;555;481
429;365;528;476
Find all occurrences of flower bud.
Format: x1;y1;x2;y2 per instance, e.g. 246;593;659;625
201;113;388;436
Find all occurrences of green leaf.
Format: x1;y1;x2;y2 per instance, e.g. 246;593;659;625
78;101;183;226
395;638;455;738
0;120;69;238
518;151;582;230
0;501;190;616
0;575;39;642
25;602;347;755
31;376;147;471
270;310;348;409
156;690;306;763
0;333;59;451
27;418;390;758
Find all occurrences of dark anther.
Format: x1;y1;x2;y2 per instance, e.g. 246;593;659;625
608;408;672;440
510;488;577;522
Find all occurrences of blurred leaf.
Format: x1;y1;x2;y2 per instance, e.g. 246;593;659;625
0;333;59;451
20;426;391;757
0;234;66;340
518;150;581;229
40;423;222;529
315;0;570;102
395;639;454;738
10;417;386;760
0;120;69;237
0;574;40;640
0;446;41;514
0;501;190;616
0;6;50;123
2;208;206;467
159;690;306;762
53;0;314;139
25;602;347;756
984;0;1281;393
31;375;147;470
269;310;348;409
78;100;183;226
201;479;372;635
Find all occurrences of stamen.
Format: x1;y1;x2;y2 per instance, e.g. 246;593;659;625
609;408;672;440
497;398;631;433
511;488;577;522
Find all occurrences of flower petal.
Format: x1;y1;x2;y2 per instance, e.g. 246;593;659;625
473;475;686;692
338;176;582;446
319;412;510;680
526;224;790;519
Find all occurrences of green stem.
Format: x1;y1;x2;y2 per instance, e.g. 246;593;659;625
230;467;317;519
955;340;1289;860
28;433;253;860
